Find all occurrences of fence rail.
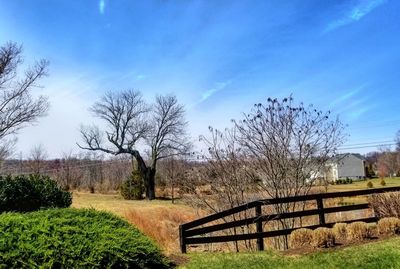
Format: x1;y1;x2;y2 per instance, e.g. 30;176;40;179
179;186;400;253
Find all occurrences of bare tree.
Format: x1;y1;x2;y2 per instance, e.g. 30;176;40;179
396;130;400;152
78;90;191;200
55;151;86;191
377;147;399;178
0;138;16;167
28;144;48;175
234;97;345;199
0;42;49;141
183;126;260;252
161;156;191;203
233;96;345;248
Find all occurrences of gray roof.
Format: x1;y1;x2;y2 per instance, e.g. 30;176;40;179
333;153;366;162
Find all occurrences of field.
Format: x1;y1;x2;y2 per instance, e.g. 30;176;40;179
327;177;400;192
179;237;400;269
71;178;400;253
72;192;199;253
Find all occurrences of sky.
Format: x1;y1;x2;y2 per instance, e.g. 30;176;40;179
0;0;399;158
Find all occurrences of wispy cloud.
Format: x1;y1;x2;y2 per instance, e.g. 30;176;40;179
135;74;146;80
99;0;105;15
325;0;386;32
329;85;365;108
199;80;232;103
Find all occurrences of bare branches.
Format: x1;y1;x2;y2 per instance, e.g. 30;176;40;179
377;147;399;178
234;96;346;199
150;95;192;163
78;90;191;200
0;42;49;140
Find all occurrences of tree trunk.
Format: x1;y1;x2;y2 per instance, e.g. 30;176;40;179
132;151;156;200
145;168;156;200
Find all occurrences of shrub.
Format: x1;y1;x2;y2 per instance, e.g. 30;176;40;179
380;179;386;186
0;174;72;213
347;222;372;241
289;228;313;248
332;223;347;241
0;208;169;269
377;217;400;235
367;181;374;188
311;227;335;248
121;170;144;200
369;192;400;218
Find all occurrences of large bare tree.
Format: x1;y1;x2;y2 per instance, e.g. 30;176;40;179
234;96;345;199
233;96;346;248
78;90;191;200
0;42;49;142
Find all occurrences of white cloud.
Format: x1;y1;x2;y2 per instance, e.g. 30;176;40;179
325;0;386;32
199;80;232;103
329;85;365;108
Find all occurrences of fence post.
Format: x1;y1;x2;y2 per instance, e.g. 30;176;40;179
316;197;326;225
255;204;264;251
179;225;187;253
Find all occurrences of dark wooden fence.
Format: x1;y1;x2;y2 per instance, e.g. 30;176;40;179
179;186;400;253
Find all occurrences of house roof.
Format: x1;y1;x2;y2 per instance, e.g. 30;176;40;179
333;153;366;161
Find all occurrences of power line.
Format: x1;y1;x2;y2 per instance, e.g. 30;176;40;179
338;143;397;151
341;140;395;147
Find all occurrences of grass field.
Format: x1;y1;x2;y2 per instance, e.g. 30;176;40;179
180;237;400;269
72;192;198;253
72;192;190;216
327;177;400;192
70;179;400;253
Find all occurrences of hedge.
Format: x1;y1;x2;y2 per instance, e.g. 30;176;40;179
0;174;72;213
0;208;170;269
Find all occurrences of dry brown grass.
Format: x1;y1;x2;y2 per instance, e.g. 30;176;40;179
311;227;335;248
377;217;400;236
125;207;198;253
369;192;400;218
347;222;372;241
289;228;313;249
72;192;200;253
332;223;347;241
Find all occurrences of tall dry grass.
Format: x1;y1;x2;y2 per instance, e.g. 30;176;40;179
369;192;400;218
124;207;198;253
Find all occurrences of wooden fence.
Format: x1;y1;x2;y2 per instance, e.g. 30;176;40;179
179;186;400;253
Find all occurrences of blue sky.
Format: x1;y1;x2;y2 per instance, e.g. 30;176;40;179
0;0;399;158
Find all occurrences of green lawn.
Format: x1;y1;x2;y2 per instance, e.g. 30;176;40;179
180;237;400;269
327;177;400;192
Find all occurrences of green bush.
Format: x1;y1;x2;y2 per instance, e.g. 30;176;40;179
121;170;144;200
0;208;170;269
335;178;353;185
0;174;72;213
367;181;374;188
380;179;386;186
